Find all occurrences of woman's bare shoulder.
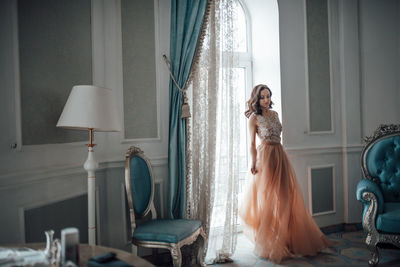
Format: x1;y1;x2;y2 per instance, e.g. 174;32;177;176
249;113;258;124
249;113;258;119
270;110;279;117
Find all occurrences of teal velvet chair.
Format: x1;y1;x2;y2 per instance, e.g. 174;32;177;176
124;146;207;267
356;124;400;266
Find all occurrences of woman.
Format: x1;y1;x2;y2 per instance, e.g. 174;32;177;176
239;84;332;263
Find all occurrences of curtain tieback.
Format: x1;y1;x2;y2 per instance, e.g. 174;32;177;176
162;55;191;119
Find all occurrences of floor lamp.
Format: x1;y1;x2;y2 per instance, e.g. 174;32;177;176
56;85;121;245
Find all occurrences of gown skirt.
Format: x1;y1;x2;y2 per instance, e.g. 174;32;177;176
239;141;332;263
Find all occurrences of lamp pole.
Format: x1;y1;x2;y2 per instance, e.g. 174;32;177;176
57;85;121;245
83;128;98;245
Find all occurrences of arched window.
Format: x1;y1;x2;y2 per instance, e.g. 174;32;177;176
236;0;281;203
233;0;254;200
190;0;253;224
188;0;281;261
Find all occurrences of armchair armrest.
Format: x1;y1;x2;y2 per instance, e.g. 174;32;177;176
356;179;384;214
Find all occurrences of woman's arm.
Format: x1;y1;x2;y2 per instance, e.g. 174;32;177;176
249;115;258;174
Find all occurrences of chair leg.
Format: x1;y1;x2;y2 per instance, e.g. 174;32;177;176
170;244;182;267
197;228;207;267
367;244;379;266
361;193;381;266
365;234;380;266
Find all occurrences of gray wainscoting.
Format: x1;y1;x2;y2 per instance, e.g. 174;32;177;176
24;194;88;243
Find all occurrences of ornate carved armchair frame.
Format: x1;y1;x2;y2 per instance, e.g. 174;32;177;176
357;124;400;266
125;146;207;267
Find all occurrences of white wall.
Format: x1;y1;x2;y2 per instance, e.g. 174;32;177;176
278;0;399;226
359;0;400;137
0;0;170;247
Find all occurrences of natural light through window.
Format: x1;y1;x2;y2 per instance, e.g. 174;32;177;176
210;0;281;229
235;1;247;52
212;0;251;228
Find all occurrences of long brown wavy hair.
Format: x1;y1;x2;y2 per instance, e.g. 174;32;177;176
244;84;274;118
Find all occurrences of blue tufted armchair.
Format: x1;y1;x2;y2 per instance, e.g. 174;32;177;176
356;124;400;266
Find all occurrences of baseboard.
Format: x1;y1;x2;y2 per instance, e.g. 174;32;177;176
321;222;363;234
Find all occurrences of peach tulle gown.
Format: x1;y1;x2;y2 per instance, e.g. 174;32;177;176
239;111;332;263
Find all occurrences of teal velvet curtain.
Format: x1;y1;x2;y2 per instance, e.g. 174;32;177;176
168;0;208;219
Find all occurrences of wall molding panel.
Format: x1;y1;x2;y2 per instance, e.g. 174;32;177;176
20;192;89;244
308;164;336;216
304;0;333;134
17;0;93;146
0;156;167;190
285;144;362;156
121;0;160;141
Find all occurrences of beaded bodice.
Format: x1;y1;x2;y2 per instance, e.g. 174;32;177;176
255;111;282;143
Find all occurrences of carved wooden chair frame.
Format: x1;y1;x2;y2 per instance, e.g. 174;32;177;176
360;124;400;266
125;146;207;267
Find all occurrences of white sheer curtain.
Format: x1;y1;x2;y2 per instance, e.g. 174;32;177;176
187;0;243;263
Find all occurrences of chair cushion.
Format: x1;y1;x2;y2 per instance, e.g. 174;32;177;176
133;219;202;243
376;202;400;233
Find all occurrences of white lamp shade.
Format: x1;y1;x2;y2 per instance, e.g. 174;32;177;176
57;85;121;132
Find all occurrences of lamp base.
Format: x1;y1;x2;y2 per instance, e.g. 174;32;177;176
84;146;98;245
